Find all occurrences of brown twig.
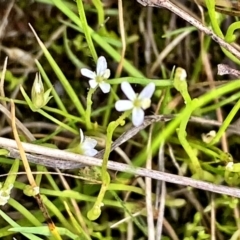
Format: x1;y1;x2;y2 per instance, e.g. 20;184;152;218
1;136;240;198
218;64;240;77
3;114;240;170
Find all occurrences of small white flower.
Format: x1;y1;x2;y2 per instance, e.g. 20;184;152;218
79;129;98;157
201;130;216;144
226;162;234;170
0;183;13;206
115;82;155;127
81;56;111;93
33;186;40;195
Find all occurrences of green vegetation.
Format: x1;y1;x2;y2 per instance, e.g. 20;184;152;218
0;0;240;239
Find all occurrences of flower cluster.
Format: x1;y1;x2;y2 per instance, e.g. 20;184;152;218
81;56;155;127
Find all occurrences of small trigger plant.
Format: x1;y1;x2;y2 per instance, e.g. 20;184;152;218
81;56;111;129
87;110;129;220
81;58;156;220
86;79;156;220
81;56;111;93
173;67;202;177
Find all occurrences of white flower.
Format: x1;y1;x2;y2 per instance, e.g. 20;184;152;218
79;129;98;157
80;56;111;93
33;186;40;195
115;82;155;127
0;183;13;206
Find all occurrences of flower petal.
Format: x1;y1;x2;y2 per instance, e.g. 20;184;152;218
96;56;107;75
79;129;84;144
99;82;111;93
79;137;98;156
132;107;144;127
139;82;155;99
82;138;98;150
103;69;111;79
89;79;98;89
81;69;95;79
141;98;151;110
84;148;98;157
121;82;136;101
115;100;134;111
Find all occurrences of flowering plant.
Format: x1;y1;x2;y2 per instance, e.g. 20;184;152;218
81;56;111;93
115;81;155;126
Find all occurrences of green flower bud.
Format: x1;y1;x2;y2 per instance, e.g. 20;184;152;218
31;73;52;110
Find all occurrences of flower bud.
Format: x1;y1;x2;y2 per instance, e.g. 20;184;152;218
31;73;52;110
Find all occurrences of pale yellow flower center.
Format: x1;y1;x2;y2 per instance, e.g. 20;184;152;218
133;97;151;109
96;75;104;83
133;97;142;108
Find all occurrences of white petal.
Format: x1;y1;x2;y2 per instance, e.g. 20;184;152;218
81;137;98;157
96;56;107;75
115;100;134;111
121;82;136;101
139;82;155;99
81;69;95;79
79;129;84;144
82;138;97;150
132;107;144;127
102;69;110;79
89;79;98;89
83;148;98;157
141;98;151;110
99;82;111;93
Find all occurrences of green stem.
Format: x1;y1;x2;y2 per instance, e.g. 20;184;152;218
210;98;240;145
87;111;130;220
177;100;202;176
38;109;78;134
206;0;224;38
225;21;240;43
106;77;172;87
76;0;97;61
173;67;202;175
92;0;107;35
102;111;130;173
206;0;240;65
85;87;97;130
